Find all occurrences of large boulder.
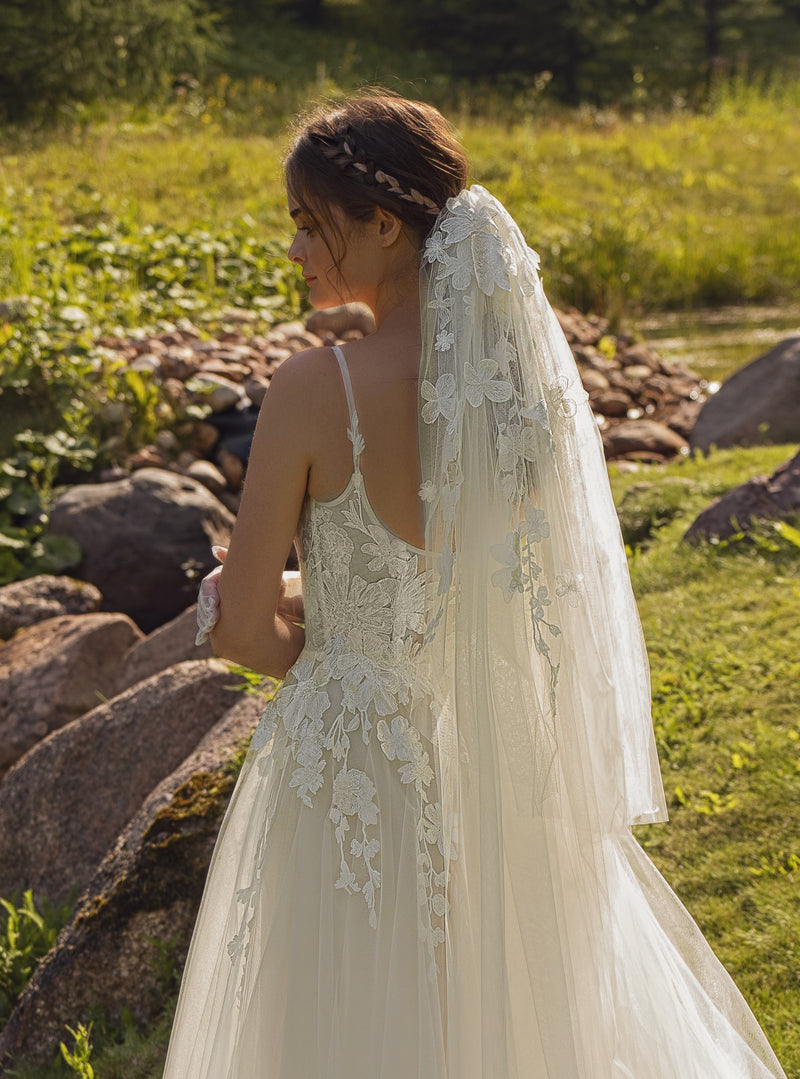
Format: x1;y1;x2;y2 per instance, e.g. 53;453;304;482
115;603;212;693
690;336;800;452
48;468;234;632
0;659;247;905
0;613;142;774
0;575;102;640
0;693;266;1069
684;448;800;542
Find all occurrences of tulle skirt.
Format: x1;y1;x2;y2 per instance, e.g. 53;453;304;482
163;722;786;1079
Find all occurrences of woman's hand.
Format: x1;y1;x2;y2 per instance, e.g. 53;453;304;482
197;546;304;646
195;545;227;646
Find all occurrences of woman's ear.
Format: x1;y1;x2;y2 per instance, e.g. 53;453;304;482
374;207;403;248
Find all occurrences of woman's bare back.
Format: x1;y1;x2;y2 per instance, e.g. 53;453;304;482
305;338;424;550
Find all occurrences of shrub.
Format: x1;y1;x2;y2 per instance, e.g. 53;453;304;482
0;0;220;122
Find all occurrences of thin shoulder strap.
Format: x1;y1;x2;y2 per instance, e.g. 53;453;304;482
331;344;365;466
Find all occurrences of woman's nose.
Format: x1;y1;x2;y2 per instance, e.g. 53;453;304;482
288;235;304;264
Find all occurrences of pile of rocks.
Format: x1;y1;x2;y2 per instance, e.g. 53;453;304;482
555;309;705;462
97;304;707;503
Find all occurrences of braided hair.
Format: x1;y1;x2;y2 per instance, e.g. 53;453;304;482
284;94;469;259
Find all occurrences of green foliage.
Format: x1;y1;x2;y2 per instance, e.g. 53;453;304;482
60;1024;95;1078
0;0;221;122
0;890;74;1028
0;218;303;584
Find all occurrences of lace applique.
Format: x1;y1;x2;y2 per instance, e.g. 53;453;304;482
228;473;455;976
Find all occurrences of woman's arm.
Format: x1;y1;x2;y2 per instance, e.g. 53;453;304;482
209;354;315;678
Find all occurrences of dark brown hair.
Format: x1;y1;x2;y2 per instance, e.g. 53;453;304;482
284;93;469;260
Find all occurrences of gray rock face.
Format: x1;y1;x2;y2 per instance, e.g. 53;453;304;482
0;575;102;640
0;659;245;906
115;603;212;693
48;468;234;631
684;448;800;542
690;335;800;452
0;693;265;1070
0;613;142;774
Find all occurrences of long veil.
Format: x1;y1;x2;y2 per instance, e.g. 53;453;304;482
415;186;785;1077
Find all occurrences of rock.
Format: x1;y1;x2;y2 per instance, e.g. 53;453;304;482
580;369;610;393
305;303;376;338
555;308;608;347
619;343;658;370
189;373;247;413
191;420;220;453
129;353;162;375
0;575;102;639
0;691;266;1069
116;605;211;692
0;613;142;773
622;364;654;382
602;419;689;458
592;390;630;418
684;448;800;542
0;659;248;907
48;469;234;632
244;375;269;407
218;448;245;490
126;445;167;470
185;459;228;496
161;346;200;381
690;336;800;452
199;359;252;382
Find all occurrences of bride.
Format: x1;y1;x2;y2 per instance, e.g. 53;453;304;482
163;93;787;1078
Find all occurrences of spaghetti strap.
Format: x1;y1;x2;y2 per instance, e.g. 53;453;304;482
331;345;364;466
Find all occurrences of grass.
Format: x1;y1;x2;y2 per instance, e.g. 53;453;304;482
611;445;800;1073
1;78;800;316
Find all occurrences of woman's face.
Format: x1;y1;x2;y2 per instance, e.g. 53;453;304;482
287;200;373;310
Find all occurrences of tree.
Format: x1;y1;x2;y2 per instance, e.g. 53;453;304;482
0;0;220;122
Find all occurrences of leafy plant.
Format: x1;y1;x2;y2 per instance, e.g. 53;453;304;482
60;1024;95;1078
0;890;74;1028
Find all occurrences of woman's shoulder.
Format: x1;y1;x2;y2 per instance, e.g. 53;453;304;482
264;345;343;411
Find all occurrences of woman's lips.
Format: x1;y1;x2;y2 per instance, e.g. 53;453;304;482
303;275;317;283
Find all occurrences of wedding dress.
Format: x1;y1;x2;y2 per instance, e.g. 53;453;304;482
163;190;787;1078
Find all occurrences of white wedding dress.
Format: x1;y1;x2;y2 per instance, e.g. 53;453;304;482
163;344;786;1078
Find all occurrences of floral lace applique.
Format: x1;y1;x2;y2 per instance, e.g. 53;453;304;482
229;471;455;973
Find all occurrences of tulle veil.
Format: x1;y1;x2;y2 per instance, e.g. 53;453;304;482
411;184;786;1077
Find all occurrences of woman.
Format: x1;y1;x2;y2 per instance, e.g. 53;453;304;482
164;95;787;1078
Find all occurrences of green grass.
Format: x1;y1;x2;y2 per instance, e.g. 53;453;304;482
612;445;800;1074
1;78;800;315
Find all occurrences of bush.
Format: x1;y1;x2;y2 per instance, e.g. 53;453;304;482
0;0;221;122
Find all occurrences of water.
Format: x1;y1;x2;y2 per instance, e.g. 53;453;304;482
633;305;800;388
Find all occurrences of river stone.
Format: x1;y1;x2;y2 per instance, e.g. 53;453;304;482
684;447;800;542
602;419;689;458
690;335;800;452
0;693;265;1069
0;575;102;640
47;468;234;632
0;613;143;774
0;659;244;906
